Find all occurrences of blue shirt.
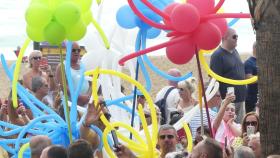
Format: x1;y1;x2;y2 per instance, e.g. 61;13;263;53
244;56;258;104
210;47;247;102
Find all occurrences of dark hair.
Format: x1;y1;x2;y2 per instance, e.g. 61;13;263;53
68;139;94;158
47;145;67;158
241;112;259;135
203;138;223;158
196;125;211;136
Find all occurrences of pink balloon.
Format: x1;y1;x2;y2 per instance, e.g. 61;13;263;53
163;2;180;27
171;4;200;33
209;18;228;37
188;0;215;16
193;22;222;50
166;38;195;65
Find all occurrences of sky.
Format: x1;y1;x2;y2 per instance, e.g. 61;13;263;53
0;0;256;60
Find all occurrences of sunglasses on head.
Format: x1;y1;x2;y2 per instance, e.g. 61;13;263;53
232;35;238;40
32;56;41;60
159;134;175;140
72;49;81;53
245;121;257;126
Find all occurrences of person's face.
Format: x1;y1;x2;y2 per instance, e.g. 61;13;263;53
39;78;49;96
178;88;191;99
137;96;146;106
158;129;177;153
225;30;238;49
71;43;81;62
30;52;42;68
223;104;235;122
245;115;258;133
248;139;261;158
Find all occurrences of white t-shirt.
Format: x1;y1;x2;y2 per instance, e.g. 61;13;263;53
155;86;180;123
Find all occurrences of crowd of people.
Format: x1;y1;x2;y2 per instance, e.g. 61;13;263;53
0;29;278;158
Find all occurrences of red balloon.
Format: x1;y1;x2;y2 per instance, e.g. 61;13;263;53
209;18;228;37
188;0;215;16
193;22;222;50
171;4;200;33
163;2;180;26
166;38;195;65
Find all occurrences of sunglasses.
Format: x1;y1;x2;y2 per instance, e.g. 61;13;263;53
32;56;42;60
42;84;48;88
72;49;81;53
178;88;184;92
104;113;111;120
159;134;175;140
245;121;257;126
232;35;238;40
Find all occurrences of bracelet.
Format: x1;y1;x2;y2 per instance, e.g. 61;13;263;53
82;120;91;128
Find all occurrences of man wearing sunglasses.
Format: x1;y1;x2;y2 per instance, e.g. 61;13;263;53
210;28;246;124
158;124;178;158
55;42;91;106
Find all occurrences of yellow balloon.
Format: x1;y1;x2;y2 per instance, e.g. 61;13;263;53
183;123;193;153
85;68;159;157
91;18;110;49
199;49;258;85
12;38;31;108
18;142;30;158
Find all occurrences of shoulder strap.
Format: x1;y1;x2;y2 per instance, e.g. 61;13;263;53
163;87;176;100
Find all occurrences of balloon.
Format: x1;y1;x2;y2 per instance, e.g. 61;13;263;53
193;22;222;50
183;123;193;153
25;3;52;29
170;4;200;33
26;25;45;42
12;38;31;108
209;18;228;37
116;5;137;29
66;20;87;41
188;0;215;16
135;9;161;29
44;21;66;45
18;143;29;158
228;18;240;27
91;18;110;49
166;38;195;65
82;10;93;25
198;50;258;85
146;27;161;39
163;2;179;26
55;2;81;28
73;0;93;13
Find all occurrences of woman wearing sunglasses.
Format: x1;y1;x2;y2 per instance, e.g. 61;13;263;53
23;50;55;92
241;112;259;146
176;77;198;113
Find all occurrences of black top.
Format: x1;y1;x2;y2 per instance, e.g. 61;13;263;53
210;46;247;102
244;56;258;104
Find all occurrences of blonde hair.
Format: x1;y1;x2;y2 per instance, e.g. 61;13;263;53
29;50;42;68
178;77;197;94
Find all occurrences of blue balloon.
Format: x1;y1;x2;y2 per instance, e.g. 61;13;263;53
228;18;240;27
147;27;161;39
116;5;137;29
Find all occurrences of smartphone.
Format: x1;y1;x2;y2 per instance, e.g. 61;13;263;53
227;87;235;95
247;126;255;137
111;130;120;151
40;57;48;70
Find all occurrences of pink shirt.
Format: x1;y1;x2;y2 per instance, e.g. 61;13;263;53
213;119;241;147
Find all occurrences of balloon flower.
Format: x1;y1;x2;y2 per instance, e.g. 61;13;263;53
119;0;251;65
